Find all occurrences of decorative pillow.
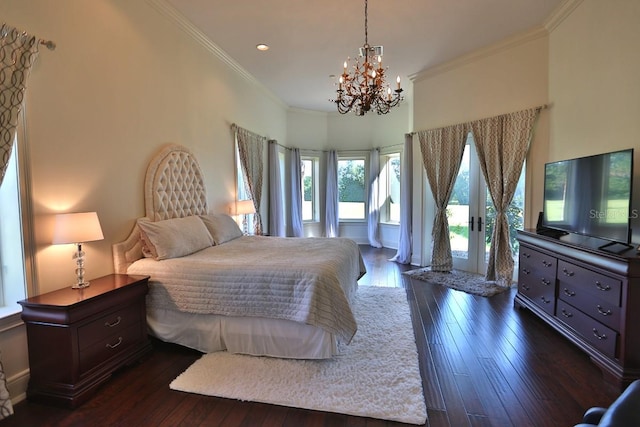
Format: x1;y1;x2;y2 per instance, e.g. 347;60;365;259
199;214;243;245
137;216;213;260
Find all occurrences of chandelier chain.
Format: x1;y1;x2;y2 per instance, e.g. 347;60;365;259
364;0;368;46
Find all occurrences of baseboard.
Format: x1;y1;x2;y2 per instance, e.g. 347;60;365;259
7;368;29;405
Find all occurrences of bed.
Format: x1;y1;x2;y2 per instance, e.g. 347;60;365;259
112;144;366;359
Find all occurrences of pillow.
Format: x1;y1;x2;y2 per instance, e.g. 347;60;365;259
137;216;213;260
199;214;243;245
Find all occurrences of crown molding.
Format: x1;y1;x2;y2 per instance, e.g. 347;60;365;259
544;0;584;33
145;0;287;110
410;26;548;83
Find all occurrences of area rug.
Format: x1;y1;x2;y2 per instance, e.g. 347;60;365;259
404;267;511;297
169;286;427;425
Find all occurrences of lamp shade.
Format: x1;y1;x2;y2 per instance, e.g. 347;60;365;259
234;200;255;215
52;212;104;244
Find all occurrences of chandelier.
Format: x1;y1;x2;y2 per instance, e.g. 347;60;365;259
331;0;403;116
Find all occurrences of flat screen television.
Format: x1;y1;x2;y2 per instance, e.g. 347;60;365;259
542;148;634;248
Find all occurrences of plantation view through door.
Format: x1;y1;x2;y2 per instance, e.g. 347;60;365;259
448;136;525;276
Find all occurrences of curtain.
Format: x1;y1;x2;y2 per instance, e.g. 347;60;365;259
233;124;265;235
367;148;382;248
0;23;41;420
325;150;339;237
268;140;285;237
470;107;541;285
418;124;468;272
290;148;304;237
390;133;413;264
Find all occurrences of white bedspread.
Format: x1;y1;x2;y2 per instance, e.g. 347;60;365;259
127;236;365;343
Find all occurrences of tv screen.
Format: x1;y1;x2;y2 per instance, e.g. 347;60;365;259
542;149;634;244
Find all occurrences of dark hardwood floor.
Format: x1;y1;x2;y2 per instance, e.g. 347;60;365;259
2;246;620;427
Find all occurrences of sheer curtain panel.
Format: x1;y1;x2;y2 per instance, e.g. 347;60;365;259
470;107;541;285
390;133;413;264
418;124;468;272
367;148;382;248
290;148;304;237
0;23;41;420
325;150;339;237
268;140;285;236
233;124;265;235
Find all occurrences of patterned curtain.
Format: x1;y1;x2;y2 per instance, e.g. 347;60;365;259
470;107;541;285
0;23;41;420
418;124;468;272
233;124;266;235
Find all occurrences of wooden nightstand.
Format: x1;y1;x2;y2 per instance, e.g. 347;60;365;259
18;274;152;408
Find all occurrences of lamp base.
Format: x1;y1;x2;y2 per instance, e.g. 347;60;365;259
72;281;90;289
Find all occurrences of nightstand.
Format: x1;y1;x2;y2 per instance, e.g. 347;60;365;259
18;274;152;408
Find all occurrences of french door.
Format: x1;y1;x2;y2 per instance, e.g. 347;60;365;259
448;137;490;274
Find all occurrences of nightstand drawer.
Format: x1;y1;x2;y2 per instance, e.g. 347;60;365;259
79;322;144;374
78;304;140;351
557;260;621;306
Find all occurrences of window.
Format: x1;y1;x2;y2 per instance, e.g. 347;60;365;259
301;155;319;222
0;135;27;316
380;152;401;223
338;157;366;220
235;143;255;235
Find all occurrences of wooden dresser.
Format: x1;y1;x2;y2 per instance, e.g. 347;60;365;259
18;274;152;408
516;229;640;388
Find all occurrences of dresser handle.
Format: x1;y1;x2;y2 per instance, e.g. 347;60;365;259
562;268;575;277
595;281;611;292
563;288;576;297
540;296;550;304
106;337;123;349
522;268;531;275
596;305;612;316
592;328;607;340
522;252;531;258
105;316;122;328
561;309;573;318
542;260;552;267
541;278;551;286
521;284;530;291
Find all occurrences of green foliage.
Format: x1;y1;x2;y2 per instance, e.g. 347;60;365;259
338;160;365;202
485;193;524;255
303;176;312;201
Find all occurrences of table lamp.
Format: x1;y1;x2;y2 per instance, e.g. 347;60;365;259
52;212;104;289
234;200;255;235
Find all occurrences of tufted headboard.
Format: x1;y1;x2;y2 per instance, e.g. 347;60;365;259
112;144;209;273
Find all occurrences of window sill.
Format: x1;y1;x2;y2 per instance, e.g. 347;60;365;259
0;305;23;332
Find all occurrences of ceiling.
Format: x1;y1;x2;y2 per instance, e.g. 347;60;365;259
166;0;563;113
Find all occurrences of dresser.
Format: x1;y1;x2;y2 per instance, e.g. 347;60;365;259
18;274;152;408
516;230;640;388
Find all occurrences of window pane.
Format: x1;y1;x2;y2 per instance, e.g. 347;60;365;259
380;153;401;223
338;159;365;220
301;158;314;221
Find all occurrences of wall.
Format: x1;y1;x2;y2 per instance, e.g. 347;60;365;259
411;28;550;265
548;0;640;242
0;0;288;402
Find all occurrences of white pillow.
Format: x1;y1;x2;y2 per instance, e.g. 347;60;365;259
137;216;213;260
199;214;243;245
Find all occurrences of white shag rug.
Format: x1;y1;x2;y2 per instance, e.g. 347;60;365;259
404;267;511;297
170;286;427;425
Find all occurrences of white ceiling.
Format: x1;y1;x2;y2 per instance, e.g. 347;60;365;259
166;0;563;113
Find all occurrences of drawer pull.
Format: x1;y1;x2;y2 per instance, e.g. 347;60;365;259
595;281;611;292
596;305;612;316
540;296;551;304
592;328;607;341
541;278;551;286
561;268;575;277
542;260;553;267
104;316;122;328
521;284;530;291
106;337;123;349
522;268;531;275
522;252;531;259
560;309;573;318
562;288;576;297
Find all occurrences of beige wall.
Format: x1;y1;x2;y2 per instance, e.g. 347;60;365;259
1;0;288;294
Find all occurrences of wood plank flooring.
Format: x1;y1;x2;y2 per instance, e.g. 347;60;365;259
1;246;620;427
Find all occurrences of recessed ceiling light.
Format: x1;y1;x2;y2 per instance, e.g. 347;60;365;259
256;44;269;51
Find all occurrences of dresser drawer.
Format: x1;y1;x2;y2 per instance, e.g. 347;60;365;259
520;247;557;278
558;283;621;331
79;322;144;374
78;304;141;351
518;274;555;315
557;260;621;306
556;300;617;358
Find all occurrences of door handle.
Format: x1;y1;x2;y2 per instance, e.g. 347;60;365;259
477;217;483;232
469;216;474;232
